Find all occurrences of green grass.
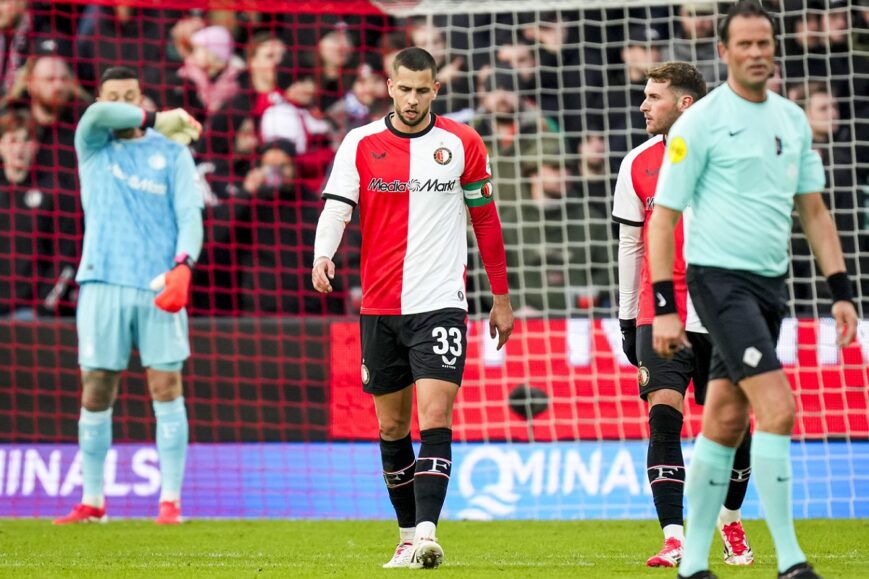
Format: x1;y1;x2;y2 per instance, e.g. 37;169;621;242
0;520;867;578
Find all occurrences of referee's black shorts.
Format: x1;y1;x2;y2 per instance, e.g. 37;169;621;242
636;325;713;405
687;265;788;384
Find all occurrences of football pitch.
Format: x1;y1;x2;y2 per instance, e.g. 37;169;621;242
1;519;867;578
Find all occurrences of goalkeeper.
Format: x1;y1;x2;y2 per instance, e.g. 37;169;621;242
54;67;203;526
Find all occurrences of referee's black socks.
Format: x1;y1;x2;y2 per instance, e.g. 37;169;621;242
380;433;416;529
647;404;686;528
414;427;452;527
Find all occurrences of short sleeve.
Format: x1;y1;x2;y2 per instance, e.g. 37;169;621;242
461;129;493;207
796;114;826;195
322;131;362;207
654;113;709;212
612;152;645;226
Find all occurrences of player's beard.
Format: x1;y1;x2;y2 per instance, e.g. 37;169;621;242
395;105;428;127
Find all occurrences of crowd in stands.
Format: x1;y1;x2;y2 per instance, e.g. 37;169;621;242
0;1;866;319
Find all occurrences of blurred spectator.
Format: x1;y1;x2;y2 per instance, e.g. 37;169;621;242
518;12;592;140
172;25;244;118
0;0;29;99
74;6;167;99
7;52;90;171
261;67;331;156
233;139;343;314
302;21;357;112
0;108;77;318
663;3;724;84
495;136;611;315
325;63;388;140
782;3;827;80
239;33;286;121
409;19;472;115
607;25;662;153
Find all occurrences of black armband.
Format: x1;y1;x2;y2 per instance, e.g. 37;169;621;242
142;111;157;128
826;272;854;304
652;280;678;316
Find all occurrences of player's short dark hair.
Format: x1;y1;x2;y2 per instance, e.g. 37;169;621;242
391;47;438;80
0;107;35;139
718;0;778;45
99;66;139;88
647;62;707;101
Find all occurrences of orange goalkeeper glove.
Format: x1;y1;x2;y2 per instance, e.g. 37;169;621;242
150;254;194;313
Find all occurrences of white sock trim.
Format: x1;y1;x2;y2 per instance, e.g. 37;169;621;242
414;521;437;541
719;506;741;525
399;527;415;543
663;524;684;542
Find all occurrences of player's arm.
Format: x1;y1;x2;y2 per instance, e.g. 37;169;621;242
795;193;858;346
792;114;858;346
648;119;704;358
612;153;645;366
75;102;150;159
312;131;361;293
463;131;513;350
151;147;204;313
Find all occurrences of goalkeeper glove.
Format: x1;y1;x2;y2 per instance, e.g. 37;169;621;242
150;254;194;313
619;318;639;367
152;109;202;145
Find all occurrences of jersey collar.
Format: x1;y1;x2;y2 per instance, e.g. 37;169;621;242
385;112;436;139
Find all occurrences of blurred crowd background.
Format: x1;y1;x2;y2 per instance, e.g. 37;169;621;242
1;0;866;320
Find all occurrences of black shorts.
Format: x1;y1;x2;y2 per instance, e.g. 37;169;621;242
687;265;787;384
636;325;713;405
360;308;467;395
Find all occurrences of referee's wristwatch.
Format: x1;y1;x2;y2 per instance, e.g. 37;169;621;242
174;252;196;270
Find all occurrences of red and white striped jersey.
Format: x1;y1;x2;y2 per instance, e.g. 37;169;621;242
323;113;493;315
613;134;703;331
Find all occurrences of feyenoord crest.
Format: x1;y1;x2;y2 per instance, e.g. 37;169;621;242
361;364;370;385
433;146;452;165
638;366;650;387
481;182;493;198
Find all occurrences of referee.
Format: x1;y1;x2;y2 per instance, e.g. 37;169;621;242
647;3;858;579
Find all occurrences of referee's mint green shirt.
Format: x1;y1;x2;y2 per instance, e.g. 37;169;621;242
655;83;825;277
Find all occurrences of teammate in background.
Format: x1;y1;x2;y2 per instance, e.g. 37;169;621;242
53;67;204;526
613;61;754;569
312;47;513;569
648;3;859;579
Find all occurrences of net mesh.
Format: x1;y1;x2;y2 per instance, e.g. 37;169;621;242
0;0;866;519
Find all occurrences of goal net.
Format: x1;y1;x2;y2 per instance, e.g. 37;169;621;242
1;0;866;521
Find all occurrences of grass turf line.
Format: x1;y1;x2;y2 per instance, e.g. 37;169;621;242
0;519;867;578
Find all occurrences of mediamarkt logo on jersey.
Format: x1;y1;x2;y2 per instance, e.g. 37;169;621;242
368;177;457;193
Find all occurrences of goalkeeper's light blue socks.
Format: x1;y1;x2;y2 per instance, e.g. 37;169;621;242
679;434;736;577
751;431;806;573
153;397;189;503
79;407;112;508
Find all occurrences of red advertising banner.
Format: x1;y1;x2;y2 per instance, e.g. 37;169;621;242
330;319;869;441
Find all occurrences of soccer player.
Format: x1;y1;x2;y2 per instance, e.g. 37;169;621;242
613;61;753;569
648;3;859;579
312;47;513;569
53;67;204;526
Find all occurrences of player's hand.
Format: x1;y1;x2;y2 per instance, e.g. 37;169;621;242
154;109;202;145
489;294;514;350
150;264;192;313
312;256;336;293
832;300;859;347
652;313;690;360
619;318;639;366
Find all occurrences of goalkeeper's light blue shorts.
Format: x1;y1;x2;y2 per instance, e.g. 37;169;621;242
77;282;189;372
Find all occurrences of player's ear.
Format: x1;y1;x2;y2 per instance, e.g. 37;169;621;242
717;40;728;63
433;80;441;99
386;78;394;99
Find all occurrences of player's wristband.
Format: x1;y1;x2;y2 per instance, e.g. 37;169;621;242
652;280;678;316
826;272;853;304
174;252;195;270
142;111;157;129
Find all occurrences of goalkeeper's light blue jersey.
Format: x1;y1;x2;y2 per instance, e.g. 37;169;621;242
75;103;203;290
655;83;826;277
